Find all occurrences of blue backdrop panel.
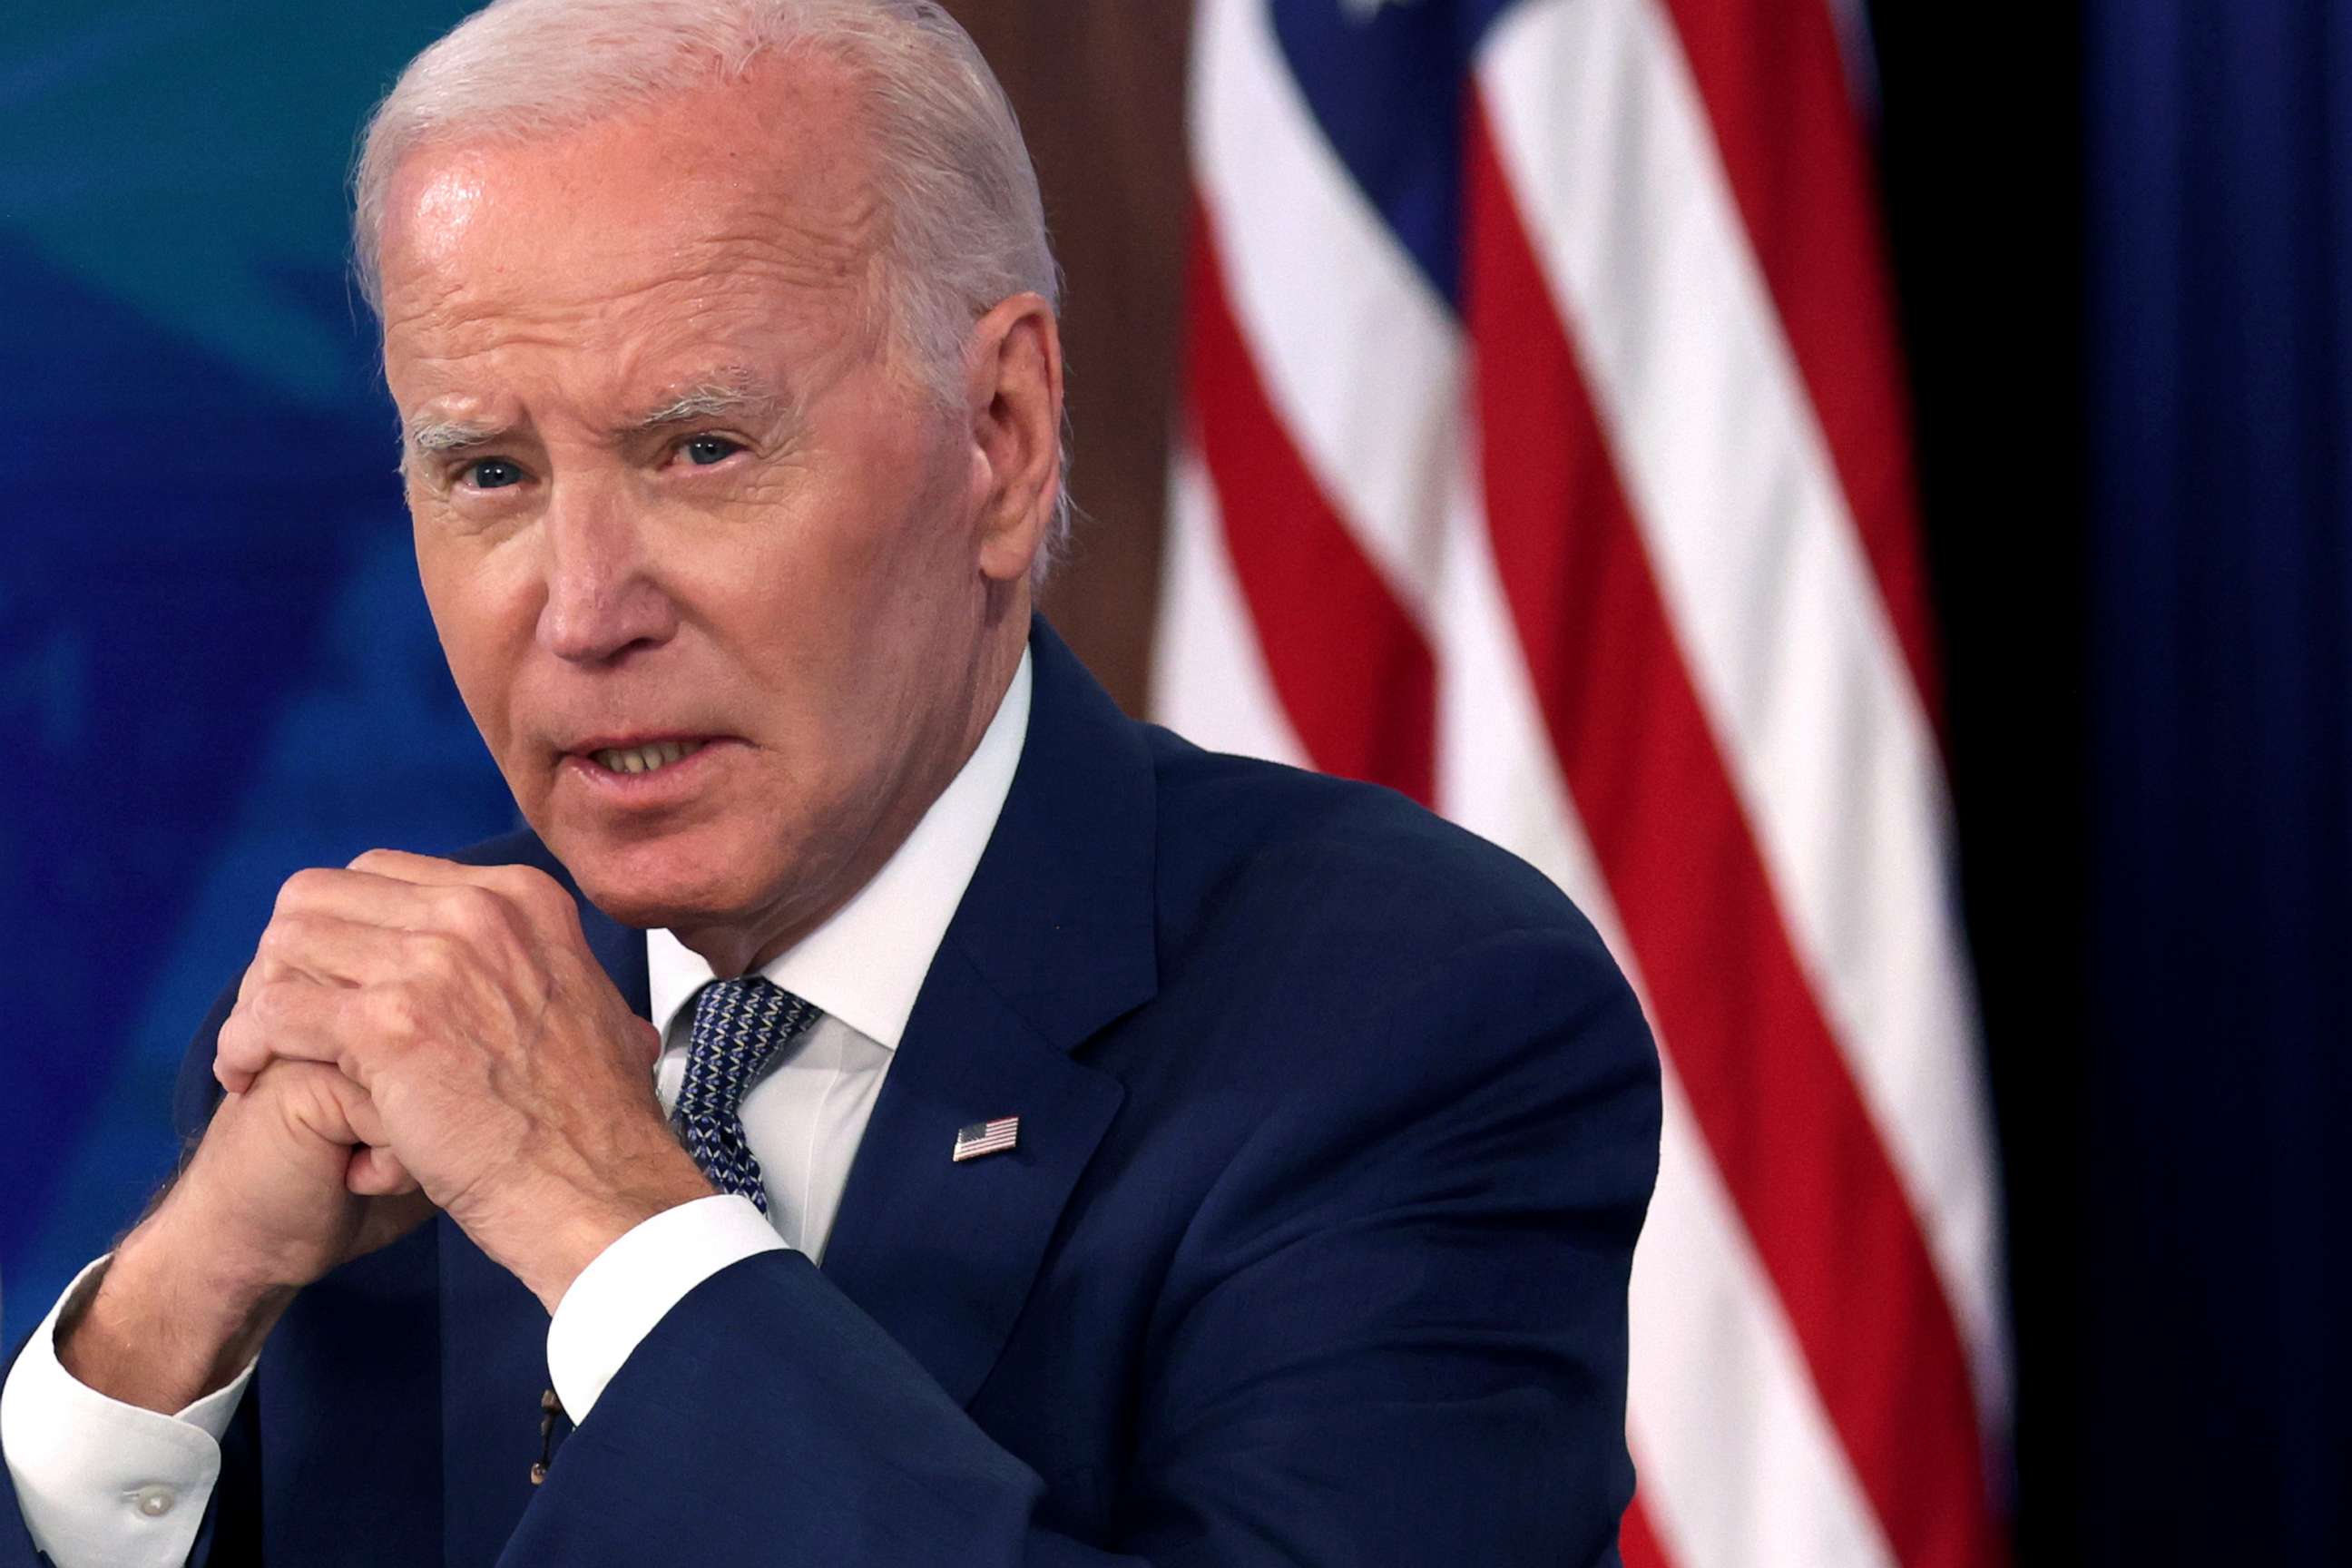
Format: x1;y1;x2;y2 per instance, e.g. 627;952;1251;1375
2082;0;2352;1558
0;4;512;1351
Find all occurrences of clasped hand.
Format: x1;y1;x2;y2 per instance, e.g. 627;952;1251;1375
209;849;705;1308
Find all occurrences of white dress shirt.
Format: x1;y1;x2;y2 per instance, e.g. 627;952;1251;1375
0;652;1032;1568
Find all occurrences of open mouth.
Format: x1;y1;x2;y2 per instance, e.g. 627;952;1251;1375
587;740;707;775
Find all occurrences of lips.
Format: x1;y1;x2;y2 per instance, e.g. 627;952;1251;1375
554;731;733;789
588;739;704;775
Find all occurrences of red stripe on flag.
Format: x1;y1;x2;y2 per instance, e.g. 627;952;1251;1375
1620;1494;1674;1568
1652;0;1945;734
1182;195;1439;802
1463;104;1998;1568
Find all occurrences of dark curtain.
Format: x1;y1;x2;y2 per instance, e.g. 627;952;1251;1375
1879;2;2352;1562
2077;1;2352;1559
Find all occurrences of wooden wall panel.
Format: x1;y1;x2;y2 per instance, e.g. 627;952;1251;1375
942;1;1192;715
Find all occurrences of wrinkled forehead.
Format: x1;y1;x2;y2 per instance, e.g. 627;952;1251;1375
375;63;887;391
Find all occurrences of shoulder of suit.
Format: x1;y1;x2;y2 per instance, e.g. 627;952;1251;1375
1122;727;1650;1133
1139;724;1605;969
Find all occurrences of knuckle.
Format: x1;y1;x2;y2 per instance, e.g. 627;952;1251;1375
240;977;286;1029
236;983;297;1050
485;868;551;924
255;913;307;963
269;1060;338;1121
407;928;460;981
512;867;572;921
466;864;571;930
369;985;424;1042
273;867;330;912
443;885;507;942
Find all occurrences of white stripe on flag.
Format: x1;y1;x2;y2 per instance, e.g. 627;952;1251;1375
1632;1065;1901;1568
1190;0;1458;617
1475;0;2005;1421
1431;437;1897;1568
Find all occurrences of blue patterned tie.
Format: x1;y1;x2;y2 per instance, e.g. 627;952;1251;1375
674;976;818;1212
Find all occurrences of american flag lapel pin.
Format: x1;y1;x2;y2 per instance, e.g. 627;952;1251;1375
953;1115;1021;1163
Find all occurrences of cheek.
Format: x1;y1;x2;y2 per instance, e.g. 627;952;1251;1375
824;435;980;611
727;456;949;640
415;536;530;741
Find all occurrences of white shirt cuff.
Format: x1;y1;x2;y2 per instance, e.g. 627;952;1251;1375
2;1256;252;1568
545;1195;786;1426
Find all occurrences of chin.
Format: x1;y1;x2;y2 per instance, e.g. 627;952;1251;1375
548;822;780;933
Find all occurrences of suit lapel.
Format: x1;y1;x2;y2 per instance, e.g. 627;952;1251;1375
439;856;652;1566
821;619;1157;1406
818;947;1125;1405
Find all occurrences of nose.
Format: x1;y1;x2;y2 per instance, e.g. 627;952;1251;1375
536;477;678;663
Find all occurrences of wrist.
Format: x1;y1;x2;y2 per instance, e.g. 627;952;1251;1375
511;1154;719;1313
58;1214;295;1415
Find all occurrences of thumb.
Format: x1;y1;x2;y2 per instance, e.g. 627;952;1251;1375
347;1144;420;1197
629;1014;663;1077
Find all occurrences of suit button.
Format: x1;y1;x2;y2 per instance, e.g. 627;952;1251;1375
133;1485;177;1518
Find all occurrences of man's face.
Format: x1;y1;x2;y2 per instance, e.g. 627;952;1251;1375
377;64;1027;967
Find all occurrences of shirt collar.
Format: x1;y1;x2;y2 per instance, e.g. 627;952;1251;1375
645;649;1033;1052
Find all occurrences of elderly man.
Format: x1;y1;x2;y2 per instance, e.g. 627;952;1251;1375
0;2;1659;1563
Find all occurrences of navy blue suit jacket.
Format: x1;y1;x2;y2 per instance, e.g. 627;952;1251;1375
4;621;1659;1566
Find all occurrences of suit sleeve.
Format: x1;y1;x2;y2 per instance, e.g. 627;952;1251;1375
501;924;1661;1568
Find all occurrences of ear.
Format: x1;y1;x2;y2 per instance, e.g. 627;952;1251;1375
964;292;1064;584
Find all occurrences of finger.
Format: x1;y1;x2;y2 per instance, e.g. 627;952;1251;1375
260;1060;404;1181
215;973;294;1094
275;864;520;942
258;1063;411;1195
329;1063;394;1149
349;848;534;895
217;1039;257;1096
261;1059;376;1144
346;1143;420;1198
346;848;476;883
217;983;333;1091
250;910;419;992
242;916;476;1090
218;979;404;1092
347;850;578;937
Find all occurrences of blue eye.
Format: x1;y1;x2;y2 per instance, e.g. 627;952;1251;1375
683;436;740;466
466;458;524;490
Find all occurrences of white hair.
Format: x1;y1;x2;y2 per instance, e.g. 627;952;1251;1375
352;0;1071;573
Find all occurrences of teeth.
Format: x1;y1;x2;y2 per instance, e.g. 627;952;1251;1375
590;740;704;775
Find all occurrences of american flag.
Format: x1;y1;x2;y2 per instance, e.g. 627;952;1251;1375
953;1116;1023;1162
1151;3;2007;1566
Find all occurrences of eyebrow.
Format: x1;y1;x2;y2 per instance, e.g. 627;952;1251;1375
629;379;789;432
407;416;502;456
398;369;800;470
